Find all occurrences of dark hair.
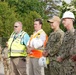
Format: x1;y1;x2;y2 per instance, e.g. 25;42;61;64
34;18;43;25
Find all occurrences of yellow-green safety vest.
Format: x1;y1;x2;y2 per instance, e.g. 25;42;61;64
8;31;27;57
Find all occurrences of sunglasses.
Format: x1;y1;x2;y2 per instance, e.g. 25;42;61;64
14;26;18;28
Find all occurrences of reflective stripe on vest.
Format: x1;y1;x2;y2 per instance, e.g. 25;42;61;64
28;29;48;58
8;31;27;57
8;50;24;53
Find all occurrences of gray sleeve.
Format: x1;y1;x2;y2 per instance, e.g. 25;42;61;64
40;32;46;43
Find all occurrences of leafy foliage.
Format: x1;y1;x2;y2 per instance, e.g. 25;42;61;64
0;0;65;38
59;0;76;29
0;2;17;37
7;0;46;18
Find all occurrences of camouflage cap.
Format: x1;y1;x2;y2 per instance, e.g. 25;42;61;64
47;16;61;23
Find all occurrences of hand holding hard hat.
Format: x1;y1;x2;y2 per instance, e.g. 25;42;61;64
42;50;48;57
38;56;47;67
38;56;49;68
71;55;76;61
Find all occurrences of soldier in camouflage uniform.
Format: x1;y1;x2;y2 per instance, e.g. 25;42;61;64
2;42;10;75
0;45;2;61
57;11;76;75
43;16;64;75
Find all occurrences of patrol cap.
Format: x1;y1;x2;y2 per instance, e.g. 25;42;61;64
47;16;61;23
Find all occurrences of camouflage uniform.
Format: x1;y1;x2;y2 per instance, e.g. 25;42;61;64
0;45;2;61
59;30;76;75
2;47;10;75
45;29;64;75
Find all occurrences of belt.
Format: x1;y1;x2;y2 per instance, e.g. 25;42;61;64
10;56;26;58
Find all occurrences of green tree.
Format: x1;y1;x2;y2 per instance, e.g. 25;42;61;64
22;11;42;35
43;19;51;35
43;0;62;17
0;0;60;37
59;0;76;29
0;2;18;37
6;0;46;18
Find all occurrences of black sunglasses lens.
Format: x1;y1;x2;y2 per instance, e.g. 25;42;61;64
14;26;18;28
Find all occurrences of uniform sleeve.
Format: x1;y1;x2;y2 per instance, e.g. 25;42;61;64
59;39;70;59
21;33;30;46
59;32;75;59
45;33;63;56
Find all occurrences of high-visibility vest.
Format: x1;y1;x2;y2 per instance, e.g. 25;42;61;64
28;29;48;58
8;31;27;57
